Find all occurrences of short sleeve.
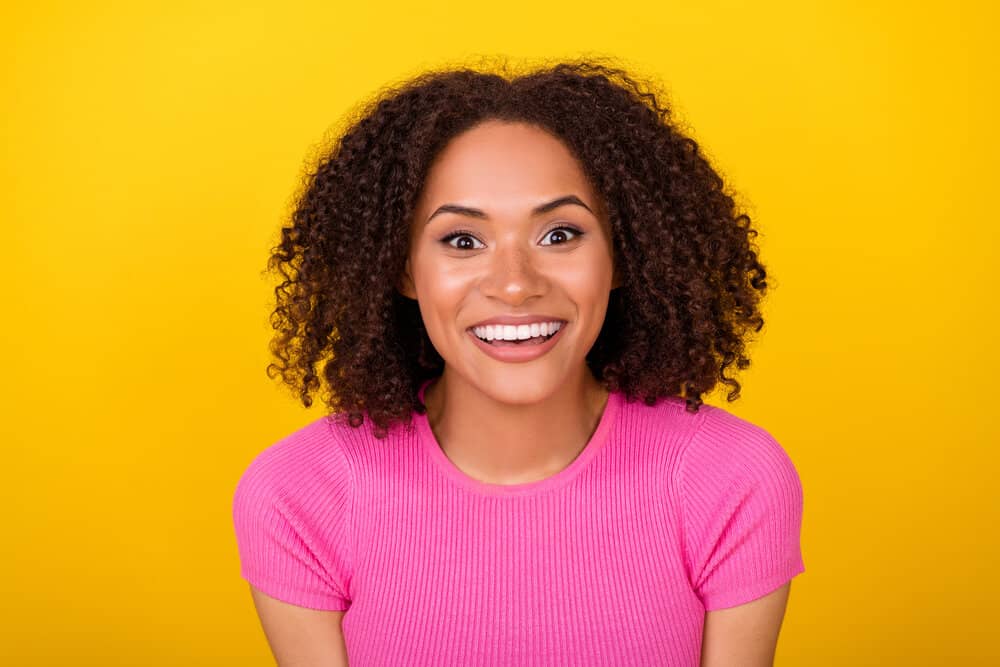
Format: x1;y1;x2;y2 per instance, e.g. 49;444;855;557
232;420;354;611
677;408;805;611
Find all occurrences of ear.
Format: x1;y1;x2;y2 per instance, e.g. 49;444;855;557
396;258;417;299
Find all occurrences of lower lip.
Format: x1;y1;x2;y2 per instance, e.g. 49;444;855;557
467;324;567;363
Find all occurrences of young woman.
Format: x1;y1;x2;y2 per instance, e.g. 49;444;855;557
233;60;805;666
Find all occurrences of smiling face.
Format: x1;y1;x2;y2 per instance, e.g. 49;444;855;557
399;119;619;406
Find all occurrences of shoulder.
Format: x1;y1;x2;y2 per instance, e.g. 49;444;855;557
612;393;799;475
232;414;359;611
670;402;804;533
619;393;803;510
679;403;800;488
234;415;356;509
233;409;417;504
668;403;806;610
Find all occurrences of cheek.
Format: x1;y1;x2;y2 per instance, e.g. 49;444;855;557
428;265;474;293
412;260;474;327
560;254;614;307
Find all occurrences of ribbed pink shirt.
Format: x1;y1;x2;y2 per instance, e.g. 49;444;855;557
233;380;805;665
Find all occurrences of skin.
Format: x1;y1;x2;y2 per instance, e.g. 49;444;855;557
250;587;348;666
701;583;792;666
398;119;621;485
249;119;792;665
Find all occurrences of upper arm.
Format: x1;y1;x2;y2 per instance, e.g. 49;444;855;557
700;582;791;667
678;411;805;611
250;584;349;667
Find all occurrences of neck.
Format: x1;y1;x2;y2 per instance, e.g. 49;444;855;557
423;367;611;485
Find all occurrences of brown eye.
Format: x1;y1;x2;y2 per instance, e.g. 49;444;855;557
540;226;584;246
440;231;485;250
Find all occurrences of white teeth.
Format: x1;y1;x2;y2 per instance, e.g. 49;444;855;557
471;321;562;342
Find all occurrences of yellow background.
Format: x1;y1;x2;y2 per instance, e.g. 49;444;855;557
3;1;996;664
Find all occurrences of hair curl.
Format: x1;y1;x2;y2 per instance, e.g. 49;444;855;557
266;58;769;438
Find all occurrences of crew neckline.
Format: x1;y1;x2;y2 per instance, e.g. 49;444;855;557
415;377;620;497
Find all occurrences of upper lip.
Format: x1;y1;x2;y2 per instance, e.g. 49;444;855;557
468;314;567;329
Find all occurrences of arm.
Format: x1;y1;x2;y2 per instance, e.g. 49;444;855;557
249;584;350;667
677;411;805;665
700;582;791;667
232;426;357;665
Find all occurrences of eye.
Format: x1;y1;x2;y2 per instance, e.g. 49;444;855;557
540;225;584;246
440;230;486;251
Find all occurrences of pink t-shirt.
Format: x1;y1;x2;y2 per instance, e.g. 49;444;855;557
233;380;805;665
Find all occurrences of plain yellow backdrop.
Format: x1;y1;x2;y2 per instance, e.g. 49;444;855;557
3;0;996;664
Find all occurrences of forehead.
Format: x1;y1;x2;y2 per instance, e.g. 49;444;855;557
415;120;598;215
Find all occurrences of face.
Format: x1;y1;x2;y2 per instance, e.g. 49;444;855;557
399;120;620;406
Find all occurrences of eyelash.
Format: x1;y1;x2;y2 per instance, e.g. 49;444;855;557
440;225;585;250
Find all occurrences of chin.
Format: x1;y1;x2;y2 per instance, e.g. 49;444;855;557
465;368;572;406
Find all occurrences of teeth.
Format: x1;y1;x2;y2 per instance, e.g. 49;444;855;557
472;321;562;342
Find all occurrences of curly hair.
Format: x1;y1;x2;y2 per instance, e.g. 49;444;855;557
265;58;769;438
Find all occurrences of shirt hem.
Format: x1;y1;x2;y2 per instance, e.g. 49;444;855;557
241;570;351;611
701;562;805;611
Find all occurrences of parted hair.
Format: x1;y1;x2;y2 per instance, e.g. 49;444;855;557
266;58;770;438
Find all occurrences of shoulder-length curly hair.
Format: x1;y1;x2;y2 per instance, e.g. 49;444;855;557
266;59;769;438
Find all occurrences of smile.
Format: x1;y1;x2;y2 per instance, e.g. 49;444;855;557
472;321;562;343
466;322;567;363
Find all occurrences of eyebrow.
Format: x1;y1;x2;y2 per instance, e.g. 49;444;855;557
425;194;594;225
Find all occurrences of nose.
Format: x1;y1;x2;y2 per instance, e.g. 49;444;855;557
478;241;548;306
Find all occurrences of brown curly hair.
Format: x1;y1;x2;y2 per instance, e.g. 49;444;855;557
266;58;769;438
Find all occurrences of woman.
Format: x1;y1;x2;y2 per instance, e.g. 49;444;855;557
233;60;805;666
